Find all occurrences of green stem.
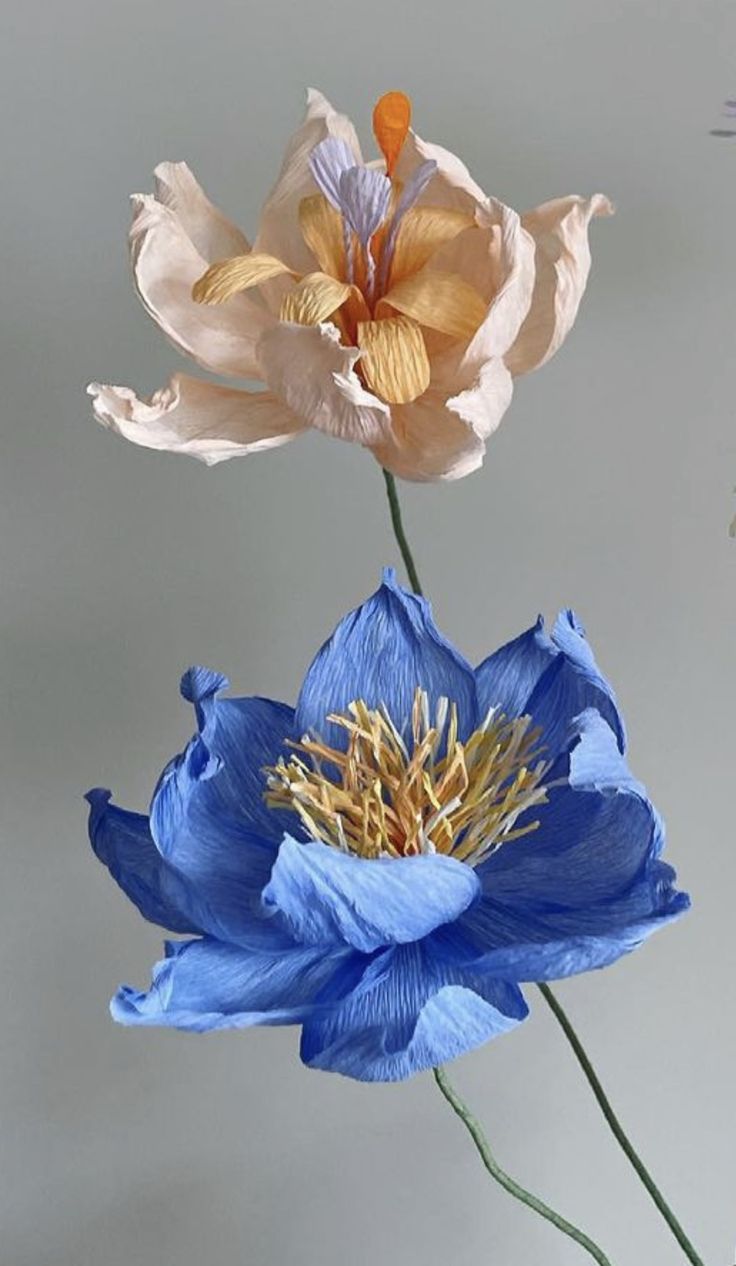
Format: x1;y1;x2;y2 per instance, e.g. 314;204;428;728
537;983;705;1266
433;1066;614;1265
381;469;423;595
381;468;706;1266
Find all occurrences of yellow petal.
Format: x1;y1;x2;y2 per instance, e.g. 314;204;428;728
298;195;345;279
389;207;474;286
379;269;487;341
280;273;353;325
192;253;295;304
357;316;430;405
373;91;412;177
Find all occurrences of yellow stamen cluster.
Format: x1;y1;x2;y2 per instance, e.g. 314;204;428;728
265;689;550;865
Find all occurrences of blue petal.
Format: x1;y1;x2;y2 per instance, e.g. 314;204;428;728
441;884;689;982
86;788;199;935
308;137;356;211
111;936;349;1032
448;712;689;978
526;611;625;756
476;612;625;756
262;837;481;953
338;167;392;245
475;617;556;717
480;712;665;908
295;569;478;748
300;941;528;1082
148;671;298;947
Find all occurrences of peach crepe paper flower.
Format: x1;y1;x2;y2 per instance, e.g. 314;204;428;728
89;90;612;482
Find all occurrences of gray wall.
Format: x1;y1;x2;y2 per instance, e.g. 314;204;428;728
1;1;734;1262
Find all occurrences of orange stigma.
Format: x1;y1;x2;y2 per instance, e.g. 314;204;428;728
373;91;412;177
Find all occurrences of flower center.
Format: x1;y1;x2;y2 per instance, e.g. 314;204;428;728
192;92;489;406
264;688;550;864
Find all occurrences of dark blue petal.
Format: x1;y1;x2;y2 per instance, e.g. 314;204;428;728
476;611;625;757
526;611;626;756
481;712;659;908
441;884;689;982
448;712;689;978
111;936;349;1032
295;569;478;748
262;837;481;953
475;617;556;717
299;941;528;1082
86;788;199;935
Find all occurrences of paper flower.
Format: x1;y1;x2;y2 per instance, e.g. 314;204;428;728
89;91;612;481
88;570;687;1081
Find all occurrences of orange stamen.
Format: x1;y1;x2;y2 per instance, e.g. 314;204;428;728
373;91;412;178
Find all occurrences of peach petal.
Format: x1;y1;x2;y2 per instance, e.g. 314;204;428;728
130;195;273;379
88;375;307;465
152;161;250;261
369;357;513;481
505;194;614;376
254;90;362;284
258;322;391;445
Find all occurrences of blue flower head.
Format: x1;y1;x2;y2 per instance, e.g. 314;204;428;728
88;570;689;1082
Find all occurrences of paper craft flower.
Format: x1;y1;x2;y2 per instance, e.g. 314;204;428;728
88;570;687;1081
89;90;612;481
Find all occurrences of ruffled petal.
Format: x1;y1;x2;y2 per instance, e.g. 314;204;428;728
257;321;391;444
254;89;362;278
295;568;478;747
86;789;199;934
370;360;513;482
129;193;272;378
88;375;307;466
152;161;251;261
300;942;528;1081
476;610;625;754
505;194;614;376
148;669;298;945
112;936;349;1031
262;837;481;953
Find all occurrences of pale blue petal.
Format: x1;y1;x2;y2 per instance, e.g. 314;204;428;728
309;137;356;210
262;837;480;953
111;936;349;1031
338;167;392;245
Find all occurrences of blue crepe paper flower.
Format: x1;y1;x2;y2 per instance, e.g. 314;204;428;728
87;569;688;1082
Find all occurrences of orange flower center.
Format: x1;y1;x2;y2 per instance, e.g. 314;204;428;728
192;93;490;405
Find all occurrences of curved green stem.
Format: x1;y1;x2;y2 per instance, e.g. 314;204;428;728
380;467;706;1266
537;984;705;1266
433;1066;614;1264
382;470;423;595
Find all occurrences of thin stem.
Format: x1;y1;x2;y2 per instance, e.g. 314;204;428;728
380;469;705;1266
381;469;423;595
433;1066;614;1265
537;983;705;1266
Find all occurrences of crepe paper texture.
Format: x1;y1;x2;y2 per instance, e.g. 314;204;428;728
89;89;612;482
88;569;687;1082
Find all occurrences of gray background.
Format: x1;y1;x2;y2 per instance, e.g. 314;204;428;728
1;1;734;1262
